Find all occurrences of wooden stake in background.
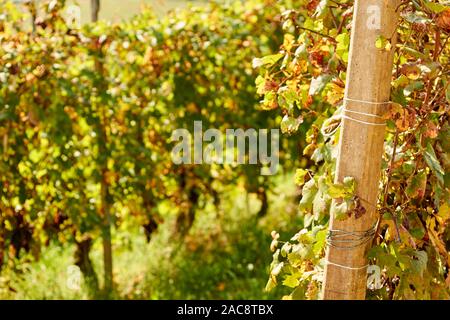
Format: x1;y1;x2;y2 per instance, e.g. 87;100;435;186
91;0;101;23
322;0;401;300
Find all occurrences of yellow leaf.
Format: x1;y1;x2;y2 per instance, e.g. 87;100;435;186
401;63;421;80
438;202;450;221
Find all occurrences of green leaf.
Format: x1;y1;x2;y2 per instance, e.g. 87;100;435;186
327;177;355;199
439;202;450;221
309;74;332;96
424;143;444;184
294;169;308;186
313;191;327;219
314;0;329;18
402;47;427;60
258;53;284;68
252;58;264;69
291;243;313;261
281;115;302;134
303;213;314;228
403;81;424;96
375;35;392;51
444;173;450;189
291;229;311;243
444;77;450;103
313;229;327;254
401;12;431;24
410;227;426;240
255;75;265;94
327;183;346;198
265;278;277;292
336;33;350;62
410;250;428;277
281;242;292;257
0;110;14;122
424;1;448;13
311;144;324;163
253;54;284;68
343;176;356;194
405;170;427;199
282;18;293;31
271;262;284;276
299;179;318;212
290;284;306;300
279;87;299;107
261;91;278;110
283;273;300;288
330;200;349;220
294;43;308;59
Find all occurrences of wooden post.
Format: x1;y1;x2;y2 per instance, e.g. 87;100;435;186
91;0;113;295
91;0;100;23
322;0;400;300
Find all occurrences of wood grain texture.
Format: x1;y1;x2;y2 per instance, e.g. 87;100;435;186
321;0;401;300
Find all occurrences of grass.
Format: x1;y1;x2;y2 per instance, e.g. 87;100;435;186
0;173;301;300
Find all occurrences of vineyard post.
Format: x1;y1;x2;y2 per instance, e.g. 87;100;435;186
322;0;401;299
91;0;100;22
90;0;113;295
